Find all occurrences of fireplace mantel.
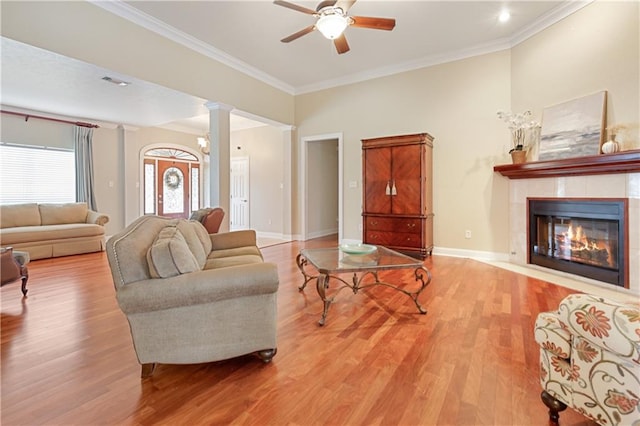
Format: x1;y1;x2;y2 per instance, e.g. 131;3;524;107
494;149;640;179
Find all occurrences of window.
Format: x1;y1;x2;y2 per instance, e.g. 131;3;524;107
0;143;75;204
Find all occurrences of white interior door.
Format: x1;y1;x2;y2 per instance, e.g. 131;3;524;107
230;157;249;230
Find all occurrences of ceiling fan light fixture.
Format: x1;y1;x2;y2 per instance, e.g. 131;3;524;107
316;11;349;39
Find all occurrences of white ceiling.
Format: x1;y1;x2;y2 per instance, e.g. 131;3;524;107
1;0;590;134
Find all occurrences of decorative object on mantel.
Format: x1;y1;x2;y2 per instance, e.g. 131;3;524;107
538;91;606;161
497;110;541;164
602;123;637;154
601;134;620;154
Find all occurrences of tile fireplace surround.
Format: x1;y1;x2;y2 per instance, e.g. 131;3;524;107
494;150;640;298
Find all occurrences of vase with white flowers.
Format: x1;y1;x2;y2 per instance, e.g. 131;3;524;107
497;110;541;163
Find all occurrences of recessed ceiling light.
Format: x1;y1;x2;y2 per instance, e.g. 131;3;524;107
499;10;511;23
102;76;130;87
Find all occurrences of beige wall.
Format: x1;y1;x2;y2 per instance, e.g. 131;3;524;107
511;0;640;151
231;125;285;234
1;113;74;150
296;51;512;252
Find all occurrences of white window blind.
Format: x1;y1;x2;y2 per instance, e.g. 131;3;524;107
0;144;76;204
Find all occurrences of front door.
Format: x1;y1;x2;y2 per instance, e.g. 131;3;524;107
158;160;190;218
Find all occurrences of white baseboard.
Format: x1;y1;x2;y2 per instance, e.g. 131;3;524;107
433;246;510;262
306;228;338;240
255;231;293;240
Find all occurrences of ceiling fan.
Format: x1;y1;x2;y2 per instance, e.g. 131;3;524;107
274;0;396;54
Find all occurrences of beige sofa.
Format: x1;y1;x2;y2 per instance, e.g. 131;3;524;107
106;215;279;377
0;202;109;260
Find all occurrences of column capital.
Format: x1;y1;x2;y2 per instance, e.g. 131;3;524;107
205;101;234;112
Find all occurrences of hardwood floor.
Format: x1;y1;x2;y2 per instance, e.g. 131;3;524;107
1;236;598;425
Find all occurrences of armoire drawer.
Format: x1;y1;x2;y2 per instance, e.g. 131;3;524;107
365;217;422;232
365;231;422;248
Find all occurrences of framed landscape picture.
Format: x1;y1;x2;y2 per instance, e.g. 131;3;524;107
537;91;606;161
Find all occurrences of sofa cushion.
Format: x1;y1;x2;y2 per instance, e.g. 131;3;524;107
39;203;88;225
147;226;200;278
0;203;41;228
0;224;105;245
208;246;263;259
205;246;263;270
205;254;264;270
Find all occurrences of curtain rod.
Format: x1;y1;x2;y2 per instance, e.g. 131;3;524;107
1;110;100;128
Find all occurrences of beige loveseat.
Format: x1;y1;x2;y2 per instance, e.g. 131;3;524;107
106;215;279;377
0;202;109;260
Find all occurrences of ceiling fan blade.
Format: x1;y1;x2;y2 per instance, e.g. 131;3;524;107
334;0;357;12
351;16;396;31
273;0;316;15
281;25;316;43
334;34;350;54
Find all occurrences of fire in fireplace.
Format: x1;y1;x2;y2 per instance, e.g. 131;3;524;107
528;198;628;288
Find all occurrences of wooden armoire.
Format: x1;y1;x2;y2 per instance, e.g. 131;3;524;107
361;133;434;258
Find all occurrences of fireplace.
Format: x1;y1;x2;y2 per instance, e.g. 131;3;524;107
528;198;628;288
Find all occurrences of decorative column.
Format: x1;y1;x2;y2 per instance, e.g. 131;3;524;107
121;124;139;227
281;125;295;239
206;101;233;232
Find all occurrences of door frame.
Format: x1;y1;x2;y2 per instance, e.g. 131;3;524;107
300;132;343;242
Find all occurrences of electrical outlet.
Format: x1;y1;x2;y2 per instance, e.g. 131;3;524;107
465;230;472;239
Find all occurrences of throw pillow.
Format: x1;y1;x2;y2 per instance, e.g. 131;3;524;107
176;219;211;268
147;225;200;278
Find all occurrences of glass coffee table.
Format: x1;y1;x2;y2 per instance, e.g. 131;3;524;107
296;244;432;325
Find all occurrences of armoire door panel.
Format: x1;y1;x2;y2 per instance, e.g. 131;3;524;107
363;147;392;214
391;144;423;215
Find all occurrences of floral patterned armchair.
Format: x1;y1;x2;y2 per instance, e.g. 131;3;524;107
535;294;639;425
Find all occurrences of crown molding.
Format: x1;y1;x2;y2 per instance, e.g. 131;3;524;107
88;0;296;95
296;1;593;95
509;0;593;47
89;0;593;97
295;38;513;95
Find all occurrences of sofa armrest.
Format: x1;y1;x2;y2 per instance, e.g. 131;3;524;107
210;230;256;250
535;311;572;359
87;210;109;226
558;294;640;362
116;262;278;314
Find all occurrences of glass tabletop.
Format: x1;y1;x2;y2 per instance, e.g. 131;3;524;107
300;245;423;274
